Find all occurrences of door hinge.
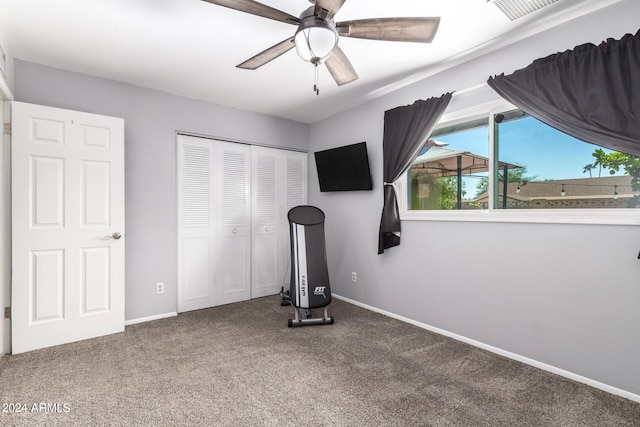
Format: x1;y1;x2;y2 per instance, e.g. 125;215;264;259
3;307;9;319
3;123;10;136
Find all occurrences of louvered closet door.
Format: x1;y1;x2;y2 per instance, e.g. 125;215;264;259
216;142;251;305
178;136;251;310
178;135;306;312
178;137;216;312
252;147;279;298
251;147;307;298
281;150;307;291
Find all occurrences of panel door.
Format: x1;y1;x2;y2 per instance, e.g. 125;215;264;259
177;137;216;312
11;102;125;354
251;147;279;298
177;135;305;311
216;141;251;305
251;147;307;298
178;136;252;310
282;151;308;291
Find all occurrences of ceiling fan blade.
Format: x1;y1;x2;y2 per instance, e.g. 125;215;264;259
336;17;440;43
201;0;300;25
325;46;358;86
314;0;346;20
237;37;295;70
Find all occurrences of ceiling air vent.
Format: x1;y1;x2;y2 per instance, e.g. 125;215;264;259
488;0;560;21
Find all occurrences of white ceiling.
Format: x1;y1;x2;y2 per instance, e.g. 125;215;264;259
0;0;623;123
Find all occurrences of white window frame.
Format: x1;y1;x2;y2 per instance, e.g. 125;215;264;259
398;99;640;226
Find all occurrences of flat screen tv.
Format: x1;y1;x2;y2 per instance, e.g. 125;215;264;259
314;142;373;192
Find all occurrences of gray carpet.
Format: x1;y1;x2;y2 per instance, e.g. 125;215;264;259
1;296;639;426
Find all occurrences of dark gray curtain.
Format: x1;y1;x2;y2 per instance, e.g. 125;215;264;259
488;29;640;155
378;93;452;254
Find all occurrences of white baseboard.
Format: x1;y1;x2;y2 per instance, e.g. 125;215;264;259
125;311;177;326
333;294;640;403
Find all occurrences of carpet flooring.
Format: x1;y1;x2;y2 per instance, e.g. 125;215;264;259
1;296;639;426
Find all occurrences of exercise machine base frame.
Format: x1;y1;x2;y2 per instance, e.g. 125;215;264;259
288;305;334;327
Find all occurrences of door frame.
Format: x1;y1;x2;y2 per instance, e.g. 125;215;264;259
0;76;13;355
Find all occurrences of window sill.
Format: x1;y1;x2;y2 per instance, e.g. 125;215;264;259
400;209;640;226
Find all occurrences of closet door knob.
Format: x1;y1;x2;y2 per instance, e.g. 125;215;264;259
265;227;270;232
232;228;238;234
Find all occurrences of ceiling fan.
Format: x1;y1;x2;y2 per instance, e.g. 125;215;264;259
201;0;440;94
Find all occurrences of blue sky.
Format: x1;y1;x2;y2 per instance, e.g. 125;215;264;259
428;115;623;198
434;116;618;181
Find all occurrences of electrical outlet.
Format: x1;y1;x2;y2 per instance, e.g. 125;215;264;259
156;282;165;295
351;272;357;283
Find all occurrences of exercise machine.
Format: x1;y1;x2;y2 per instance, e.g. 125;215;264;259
286;205;334;327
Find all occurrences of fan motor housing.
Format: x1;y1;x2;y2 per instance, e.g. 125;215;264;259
294;8;339;63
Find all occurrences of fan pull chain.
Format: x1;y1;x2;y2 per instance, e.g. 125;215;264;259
313;62;320;95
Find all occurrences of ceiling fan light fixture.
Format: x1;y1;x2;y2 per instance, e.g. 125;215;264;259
294;18;339;64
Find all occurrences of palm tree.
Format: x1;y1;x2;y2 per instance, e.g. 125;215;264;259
592;149;608;177
582;163;597;178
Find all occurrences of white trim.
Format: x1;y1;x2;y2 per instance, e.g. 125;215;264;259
399;202;640;226
398;99;640;226
175;131;308;154
441;98;512;123
0;99;10;355
124;312;177;326
0;72;12;101
333;294;640;403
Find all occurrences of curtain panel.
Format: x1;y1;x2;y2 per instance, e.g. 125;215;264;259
488;29;640;155
378;93;452;254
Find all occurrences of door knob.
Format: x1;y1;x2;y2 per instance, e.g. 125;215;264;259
104;232;122;240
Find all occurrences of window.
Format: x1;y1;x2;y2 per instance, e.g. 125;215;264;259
408;116;489;210
399;101;640;225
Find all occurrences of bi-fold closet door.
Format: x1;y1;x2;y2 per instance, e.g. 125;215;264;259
177;134;306;313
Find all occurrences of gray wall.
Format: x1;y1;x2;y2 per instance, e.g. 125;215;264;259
10;0;640;398
308;1;640;396
14;60;309;321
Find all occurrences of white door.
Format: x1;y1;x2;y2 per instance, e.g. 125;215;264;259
282;150;308;291
251;146;306;298
11;102;125;354
252;147;280;298
177;135;306;312
178;137;216;312
216;141;251;305
177;136;251;311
